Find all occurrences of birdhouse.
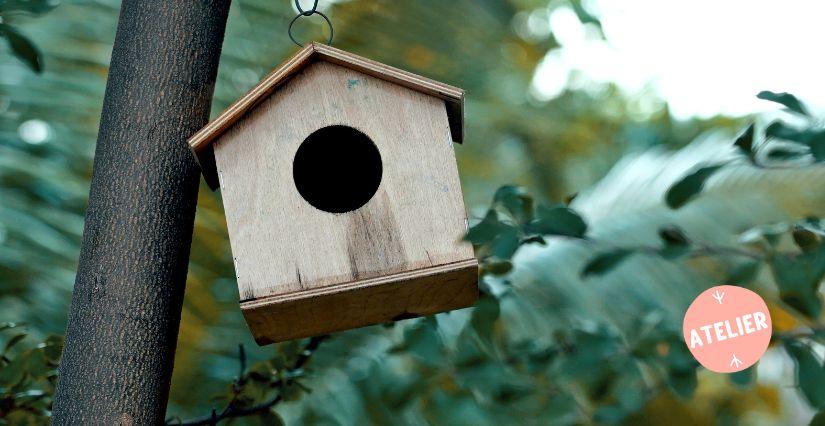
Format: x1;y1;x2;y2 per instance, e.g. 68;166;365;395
188;43;478;345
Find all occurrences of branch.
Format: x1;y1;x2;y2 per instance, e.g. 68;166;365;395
168;336;327;426
544;235;764;261
689;244;764;260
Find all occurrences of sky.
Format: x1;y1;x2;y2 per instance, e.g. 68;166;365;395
531;0;825;119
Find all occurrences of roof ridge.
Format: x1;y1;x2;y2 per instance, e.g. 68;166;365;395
187;43;465;190
188;43;463;153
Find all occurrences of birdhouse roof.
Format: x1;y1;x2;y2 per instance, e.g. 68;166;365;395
188;42;465;189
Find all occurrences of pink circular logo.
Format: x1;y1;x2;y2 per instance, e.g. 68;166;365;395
682;285;772;373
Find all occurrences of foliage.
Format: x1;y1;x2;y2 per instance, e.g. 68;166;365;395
666;91;825;209
2;0;824;425
166;337;325;425
463;141;825;423
168;91;825;424
0;323;62;424
0;0;56;72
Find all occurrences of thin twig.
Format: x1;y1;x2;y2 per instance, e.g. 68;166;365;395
534;234;764;260
169;336;327;426
690;244;764;260
238;344;246;379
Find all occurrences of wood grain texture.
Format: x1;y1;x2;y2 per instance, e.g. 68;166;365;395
189;43;464;189
242;259;478;344
189;44;316;158
51;1;231;424
312;43;464;144
213;61;477;341
215;61;475;300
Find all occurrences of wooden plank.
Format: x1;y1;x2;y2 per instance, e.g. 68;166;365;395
188;43;465;188
214;61;475;302
313;43;464;111
241;259;478;344
314;43;464;144
189;43;316;153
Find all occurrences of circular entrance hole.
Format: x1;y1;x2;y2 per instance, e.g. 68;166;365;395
293;125;382;213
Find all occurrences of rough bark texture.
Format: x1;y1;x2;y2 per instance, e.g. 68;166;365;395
52;1;231;424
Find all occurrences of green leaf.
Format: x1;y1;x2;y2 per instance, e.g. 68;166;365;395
278;381;306;402
662;339;699;399
757;91;810;117
464;209;508;245
247;361;274;383
667;367;697;399
520;235;546;246
543;392;578;421
766;146;809;161
725;259;761;285
785;341;825;409
793;226;822;252
611;366;646;412
21;348;49;379
770;245;825;318
802;218;825;236
3;333;27;354
733;124;755;157
403;317;442;365
765;121;816;142
483;259;513;276
581;249;633;277
556;326;622;380
765;121;825;161
4;410;43;425
490;226;520;260
811;410;825;426
255;410;285;426
730;365;755;388
493;185;534;224
659;226;689;246
814;143;825;163
39;335;63;362
528;205;588;238
658;226;691;259
594;405;628;424
0;0;59;14
0;353;25;387
470;294;500;343
0;24;43;73
665;165;723;209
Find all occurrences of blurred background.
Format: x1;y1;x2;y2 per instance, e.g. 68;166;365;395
2;0;825;424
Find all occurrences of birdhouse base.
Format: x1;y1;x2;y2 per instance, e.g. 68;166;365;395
240;259;478;344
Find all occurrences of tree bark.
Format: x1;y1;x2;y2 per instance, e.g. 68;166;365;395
52;1;231;424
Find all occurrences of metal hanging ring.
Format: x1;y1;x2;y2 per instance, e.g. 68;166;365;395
288;10;334;47
294;0;319;16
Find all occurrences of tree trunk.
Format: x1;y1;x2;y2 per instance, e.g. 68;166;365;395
52;1;231;424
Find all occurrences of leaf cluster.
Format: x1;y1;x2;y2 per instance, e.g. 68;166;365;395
666;91;825;209
166;337;326;425
0;323;63;425
0;0;56;72
465;185;588;277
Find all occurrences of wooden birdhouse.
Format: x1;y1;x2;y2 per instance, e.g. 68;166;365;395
188;43;478;344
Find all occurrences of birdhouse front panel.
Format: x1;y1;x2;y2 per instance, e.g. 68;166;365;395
190;44;478;344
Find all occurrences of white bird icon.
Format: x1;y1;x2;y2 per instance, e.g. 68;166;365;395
730;353;743;368
712;290;725;304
